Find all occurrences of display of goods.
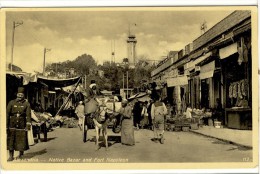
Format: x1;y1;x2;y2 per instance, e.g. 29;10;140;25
232;82;238;98
190;123;199;130
174;125;182;131
229;84;233;98
237;81;242;99
167;118;175;124
214;121;221;128
241;79;248;96
182;126;190;132
205;112;212;117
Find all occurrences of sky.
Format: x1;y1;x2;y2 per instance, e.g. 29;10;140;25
5;9;234;73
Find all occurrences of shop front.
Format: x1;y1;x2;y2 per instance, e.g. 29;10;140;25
219;38;252;130
167;75;188;114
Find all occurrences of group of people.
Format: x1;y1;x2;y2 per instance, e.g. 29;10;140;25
74;80;169;146
112;93;167;146
5;80;168;162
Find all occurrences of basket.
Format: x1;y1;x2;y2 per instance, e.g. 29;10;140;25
214;121;221;128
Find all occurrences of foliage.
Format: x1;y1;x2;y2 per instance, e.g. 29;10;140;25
46;53;153;94
46;54;97;76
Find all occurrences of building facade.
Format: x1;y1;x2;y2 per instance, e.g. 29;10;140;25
151;11;252;129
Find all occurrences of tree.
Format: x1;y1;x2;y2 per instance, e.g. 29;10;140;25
46;53;97;76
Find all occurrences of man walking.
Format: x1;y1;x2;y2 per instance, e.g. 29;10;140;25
151;94;167;144
75;101;85;130
6;87;32;161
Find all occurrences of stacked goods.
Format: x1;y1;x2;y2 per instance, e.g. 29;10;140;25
190;123;199;130
214;121;221;128
62;117;78;128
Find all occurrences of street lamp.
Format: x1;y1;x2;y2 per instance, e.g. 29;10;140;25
43;48;51;75
10;21;23;72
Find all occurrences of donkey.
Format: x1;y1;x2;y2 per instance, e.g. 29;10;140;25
92;97;111;150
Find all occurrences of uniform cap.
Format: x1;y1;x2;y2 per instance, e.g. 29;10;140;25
17;87;25;94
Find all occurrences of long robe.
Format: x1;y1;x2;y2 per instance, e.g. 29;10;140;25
119;105;135;146
7;99;31;151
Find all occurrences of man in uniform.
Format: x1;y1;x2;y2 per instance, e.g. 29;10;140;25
6;87;32;161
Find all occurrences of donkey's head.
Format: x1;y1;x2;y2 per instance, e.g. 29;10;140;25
96;97;109;122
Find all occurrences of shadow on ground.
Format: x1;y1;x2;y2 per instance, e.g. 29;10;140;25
23;148;47;159
90;135;121;147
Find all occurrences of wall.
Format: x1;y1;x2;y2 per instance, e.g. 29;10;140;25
193;11;251;50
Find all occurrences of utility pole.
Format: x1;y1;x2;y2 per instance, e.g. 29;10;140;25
10;21;23;72
122;73;125;98
43;48;51;75
126;70;129;99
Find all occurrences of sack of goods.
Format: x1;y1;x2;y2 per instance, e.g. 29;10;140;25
84;98;99;114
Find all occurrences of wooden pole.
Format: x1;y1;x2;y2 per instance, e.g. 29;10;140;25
55;77;81;116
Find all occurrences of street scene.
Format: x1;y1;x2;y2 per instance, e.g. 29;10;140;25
4;8;255;164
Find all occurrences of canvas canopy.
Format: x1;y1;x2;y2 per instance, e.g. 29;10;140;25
37;76;81;88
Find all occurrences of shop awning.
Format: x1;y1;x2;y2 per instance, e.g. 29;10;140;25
199;61;215;80
219;42;238;59
6;71;34;85
167;75;188;87
186;52;212;71
37;76;81;88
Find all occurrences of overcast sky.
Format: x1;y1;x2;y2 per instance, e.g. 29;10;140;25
6;9;233;73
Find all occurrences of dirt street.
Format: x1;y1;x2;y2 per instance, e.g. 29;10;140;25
9;127;252;163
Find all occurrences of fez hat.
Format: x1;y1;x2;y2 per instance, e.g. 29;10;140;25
17;87;25;94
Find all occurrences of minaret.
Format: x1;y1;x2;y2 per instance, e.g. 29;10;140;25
127;34;137;67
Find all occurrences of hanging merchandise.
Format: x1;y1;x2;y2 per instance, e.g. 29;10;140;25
232;82;238;98
229;83;233;98
237;81;242;99
241;79;248;97
237;37;249;65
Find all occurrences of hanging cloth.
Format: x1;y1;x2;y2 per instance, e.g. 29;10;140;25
232;83;238;98
238;37;249;65
237;81;242;99
241;79;248;97
229;83;233;98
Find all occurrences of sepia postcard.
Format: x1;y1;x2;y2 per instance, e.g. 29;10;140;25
0;6;258;171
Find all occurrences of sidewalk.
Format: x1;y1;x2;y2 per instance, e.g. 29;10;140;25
189;126;252;148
